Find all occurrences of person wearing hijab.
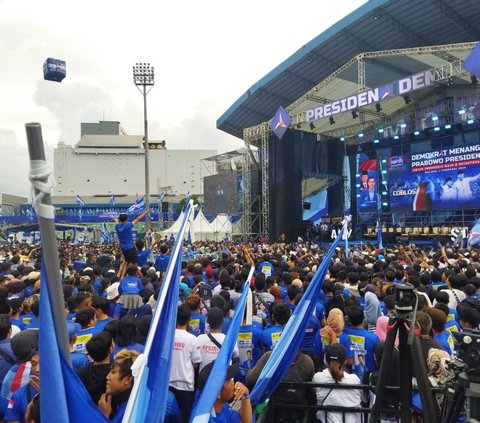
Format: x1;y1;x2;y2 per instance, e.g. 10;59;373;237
375;316;399;348
316;308;353;366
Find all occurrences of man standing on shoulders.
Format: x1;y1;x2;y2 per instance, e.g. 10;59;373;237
115;209;150;277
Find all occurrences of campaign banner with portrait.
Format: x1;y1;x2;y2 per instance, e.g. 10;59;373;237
388;144;480;211
357;152;378;212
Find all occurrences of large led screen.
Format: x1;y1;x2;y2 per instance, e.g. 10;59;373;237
388;144;480;211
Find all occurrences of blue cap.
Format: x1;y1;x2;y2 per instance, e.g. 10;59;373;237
67;321;81;340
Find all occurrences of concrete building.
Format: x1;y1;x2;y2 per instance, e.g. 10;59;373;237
0;193;28;216
53;121;216;200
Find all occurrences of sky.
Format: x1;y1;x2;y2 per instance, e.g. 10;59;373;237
0;0;366;197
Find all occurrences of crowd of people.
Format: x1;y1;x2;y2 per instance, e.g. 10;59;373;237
0;213;478;422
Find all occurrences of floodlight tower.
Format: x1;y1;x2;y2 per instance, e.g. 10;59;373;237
133;62;155;229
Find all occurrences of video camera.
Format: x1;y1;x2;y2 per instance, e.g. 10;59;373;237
393;283;417;314
452;330;480;380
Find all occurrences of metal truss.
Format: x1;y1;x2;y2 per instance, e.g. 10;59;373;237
260;132;270;240
241;139;261;240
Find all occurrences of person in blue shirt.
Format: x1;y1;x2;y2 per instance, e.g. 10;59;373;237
115;209;150;277
195;362;252;423
98;349;139;423
92;297;114;332
23;301;40;331
113;315;144;355
257;254;274;278
154;244;171;275
73;308;98;355
185;294;207;337
262;303;291;352
428;307;454;355
316;307;354;366
343;306;379;380
4;351;39;423
8;299;26;331
0;316;15;387
135;239;152;267
67;321;89;371
117;264;143;313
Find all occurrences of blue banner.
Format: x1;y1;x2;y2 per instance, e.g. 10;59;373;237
357;152;378;212
388;144;480;211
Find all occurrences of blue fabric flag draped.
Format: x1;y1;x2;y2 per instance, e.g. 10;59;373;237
463;42;480;76
39;260;109;423
127;197;145;214
75;194;85;206
249;228;345;406
190;267;254;423
123;203;193;423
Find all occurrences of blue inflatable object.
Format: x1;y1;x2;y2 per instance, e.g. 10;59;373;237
43;57;66;82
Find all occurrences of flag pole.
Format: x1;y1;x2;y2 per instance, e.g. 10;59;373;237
26;122;71;362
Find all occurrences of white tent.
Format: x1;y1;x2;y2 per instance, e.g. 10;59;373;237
211;214;232;241
190;209;214;241
160;211;184;236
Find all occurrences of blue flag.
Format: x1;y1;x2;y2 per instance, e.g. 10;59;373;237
249;228;344;405
39;260;109;423
123;203;193;422
100;222;110;243
463;42;480;76
110;194;116;207
127;197;145;214
75;194;85;207
157;192;165;205
190;269;253;423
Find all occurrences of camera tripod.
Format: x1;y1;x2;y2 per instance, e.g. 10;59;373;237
441;370;480;422
371;284;439;423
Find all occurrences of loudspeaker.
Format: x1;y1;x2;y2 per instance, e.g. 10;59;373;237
303;201;311;210
161;202;169;212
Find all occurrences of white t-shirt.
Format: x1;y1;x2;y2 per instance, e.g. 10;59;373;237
196;332;239;372
169;329;202;391
313;368;362;423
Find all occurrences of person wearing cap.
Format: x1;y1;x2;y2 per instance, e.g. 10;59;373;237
313;343;361;423
196;361;252;423
67;321;89;370
115;209;150;277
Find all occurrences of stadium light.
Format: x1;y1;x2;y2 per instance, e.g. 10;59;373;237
133;62;155;229
445;124;452;130
434;127;440;131
378;128;384;133
373;139;380;144
340;137;345;142
467;119;475;124
400;123;407;129
414;130;420;136
358;133;364;138
459;109;466;115
394;135;399;140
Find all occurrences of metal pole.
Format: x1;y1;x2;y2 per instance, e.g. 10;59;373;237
143;84;150;230
25;122;71;362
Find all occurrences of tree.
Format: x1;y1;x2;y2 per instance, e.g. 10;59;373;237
175;194;201;213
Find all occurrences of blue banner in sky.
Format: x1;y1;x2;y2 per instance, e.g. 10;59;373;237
388;144;480;211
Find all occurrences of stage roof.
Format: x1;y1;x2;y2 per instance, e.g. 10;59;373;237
217;0;480;139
